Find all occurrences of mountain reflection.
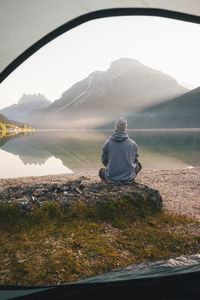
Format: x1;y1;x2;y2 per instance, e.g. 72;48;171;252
0;130;107;170
0;131;28;147
0;130;200;178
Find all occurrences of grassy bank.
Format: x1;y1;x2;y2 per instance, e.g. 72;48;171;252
0;198;200;286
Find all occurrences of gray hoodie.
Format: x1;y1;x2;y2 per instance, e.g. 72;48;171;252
101;132;139;182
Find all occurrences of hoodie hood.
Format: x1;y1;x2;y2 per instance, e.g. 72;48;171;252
110;132;129;142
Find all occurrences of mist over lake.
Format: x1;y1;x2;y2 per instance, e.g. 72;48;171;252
0;129;199;179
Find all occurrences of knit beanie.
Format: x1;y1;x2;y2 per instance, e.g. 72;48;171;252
115;118;127;132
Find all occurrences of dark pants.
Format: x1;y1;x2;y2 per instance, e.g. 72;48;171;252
99;161;142;181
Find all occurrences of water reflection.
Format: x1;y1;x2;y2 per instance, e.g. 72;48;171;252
0;129;200;178
130;130;200;168
0;149;72;178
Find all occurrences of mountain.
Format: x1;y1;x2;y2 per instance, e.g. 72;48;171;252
0;113;10;124
35;58;187;128
124;86;200;128
0;112;21;127
0;94;51;123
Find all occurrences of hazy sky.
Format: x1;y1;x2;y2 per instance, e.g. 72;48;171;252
0;16;200;109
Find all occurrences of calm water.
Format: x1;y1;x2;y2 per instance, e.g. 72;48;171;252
0;129;200;178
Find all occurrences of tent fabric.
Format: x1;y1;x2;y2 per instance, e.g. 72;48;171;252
1;254;200;299
1;0;200;82
1;2;200;299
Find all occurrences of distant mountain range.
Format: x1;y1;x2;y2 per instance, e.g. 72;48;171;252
0;93;51;123
2;58;199;129
28;58;188;128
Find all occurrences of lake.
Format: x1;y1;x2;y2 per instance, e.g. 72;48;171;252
0;129;200;179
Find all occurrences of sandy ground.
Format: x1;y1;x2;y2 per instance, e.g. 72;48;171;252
136;168;200;220
0;167;200;220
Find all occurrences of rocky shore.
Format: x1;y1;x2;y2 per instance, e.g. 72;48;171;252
0;173;162;214
0;167;199;219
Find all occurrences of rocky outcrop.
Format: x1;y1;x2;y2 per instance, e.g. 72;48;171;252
0;177;162;213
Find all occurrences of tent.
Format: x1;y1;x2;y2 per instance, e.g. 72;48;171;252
1;255;200;299
1;0;200;83
0;1;200;299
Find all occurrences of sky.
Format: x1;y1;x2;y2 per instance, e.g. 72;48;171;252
0;16;200;109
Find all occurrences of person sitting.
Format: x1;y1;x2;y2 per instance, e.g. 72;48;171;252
99;117;142;182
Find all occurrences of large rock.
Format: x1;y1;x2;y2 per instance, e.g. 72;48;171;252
0;178;162;213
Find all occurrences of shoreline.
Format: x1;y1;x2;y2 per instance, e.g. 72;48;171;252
0;167;200;220
20;128;200;132
0;128;35;133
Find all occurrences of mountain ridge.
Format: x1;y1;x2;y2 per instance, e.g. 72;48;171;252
125;86;200;128
1;58;191;128
33;58;187;128
0;93;51;123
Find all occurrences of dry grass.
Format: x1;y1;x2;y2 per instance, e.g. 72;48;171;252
0;198;200;286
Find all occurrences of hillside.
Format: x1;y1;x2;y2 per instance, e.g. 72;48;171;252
0;93;51;123
33;58;187;128
0;111;35;138
0;113;10;124
125;86;200;128
0;112;20;128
